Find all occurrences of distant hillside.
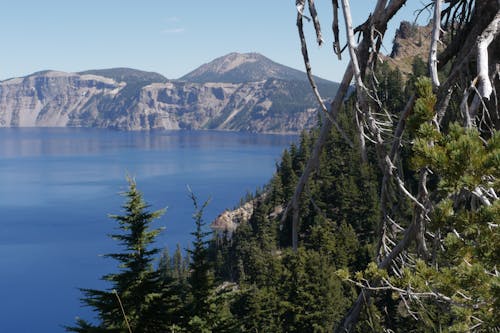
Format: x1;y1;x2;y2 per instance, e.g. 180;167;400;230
0;53;340;133
79;68;168;85
78;68;169;103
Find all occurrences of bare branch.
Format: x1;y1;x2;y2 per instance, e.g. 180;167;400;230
389;94;416;160
429;0;442;88
340;0;372;163
332;0;342;59
308;0;324;46
296;7;353;147
472;186;493;206
340;0;367;98
355;107;368;162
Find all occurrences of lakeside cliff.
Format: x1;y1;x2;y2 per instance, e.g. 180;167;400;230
0;53;340;134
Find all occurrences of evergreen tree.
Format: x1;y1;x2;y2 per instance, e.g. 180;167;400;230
186;190;237;332
232;284;283;332
158;247;172;281
187;191;213;319
280;248;346;332
67;178;175;332
173;243;189;282
279;149;298;202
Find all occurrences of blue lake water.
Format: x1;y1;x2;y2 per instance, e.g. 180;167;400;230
0;128;296;332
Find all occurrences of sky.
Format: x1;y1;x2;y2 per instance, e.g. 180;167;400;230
0;0;431;83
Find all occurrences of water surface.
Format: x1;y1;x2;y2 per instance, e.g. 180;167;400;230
0;128;296;332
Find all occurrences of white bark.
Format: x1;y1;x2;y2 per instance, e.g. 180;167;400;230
476;9;500;100
340;0;372;164
429;0;441;88
332;0;342;59
461;9;500;126
308;0;324;46
472;186;493;206
477;40;492;98
296;5;353;147
340;0;365;94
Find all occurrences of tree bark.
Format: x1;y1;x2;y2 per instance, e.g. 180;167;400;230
429;0;442;88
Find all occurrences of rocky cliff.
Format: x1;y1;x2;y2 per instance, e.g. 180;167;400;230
0;53;340;133
384;21;433;76
211;194;283;233
0;71;125;127
211;200;256;233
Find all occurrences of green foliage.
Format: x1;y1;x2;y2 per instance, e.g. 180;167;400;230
407;77;436;135
187;191;214;318
413;124;499;193
279;148;298;202
217;111;380;331
67;178;174;332
382;116;499;330
185;191;238;332
412;57;427;77
279;248;346;332
232;284;283;332
405;56;428;96
373;62;406;113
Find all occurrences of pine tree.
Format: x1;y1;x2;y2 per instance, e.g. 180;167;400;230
173;243;189;282
67;178;172;332
186;190;238;332
280;248;346;332
187;191;213;318
158;247;172;280
279;149;298;202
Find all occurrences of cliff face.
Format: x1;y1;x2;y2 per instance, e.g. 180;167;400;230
0;53;339;133
384;21;433;76
134;79;319;133
0;71;124;127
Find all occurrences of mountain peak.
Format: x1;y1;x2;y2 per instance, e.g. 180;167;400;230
207;52;265;74
180;52;314;84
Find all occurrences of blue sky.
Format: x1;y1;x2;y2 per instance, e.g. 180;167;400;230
0;0;430;82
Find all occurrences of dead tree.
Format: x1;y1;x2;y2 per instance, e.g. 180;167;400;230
285;0;500;330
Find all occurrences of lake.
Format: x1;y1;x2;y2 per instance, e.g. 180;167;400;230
0;128;296;332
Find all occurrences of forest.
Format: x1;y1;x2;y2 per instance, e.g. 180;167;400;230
67;0;499;332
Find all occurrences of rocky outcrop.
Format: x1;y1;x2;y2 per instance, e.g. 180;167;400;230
211;194;283;233
211;200;256;233
0;53;340;133
384;21;433;77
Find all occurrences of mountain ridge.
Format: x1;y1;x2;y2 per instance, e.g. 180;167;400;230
78;67;168;85
0;52;340;133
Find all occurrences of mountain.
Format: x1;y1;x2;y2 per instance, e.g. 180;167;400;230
0;53;340;133
181;52;330;84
